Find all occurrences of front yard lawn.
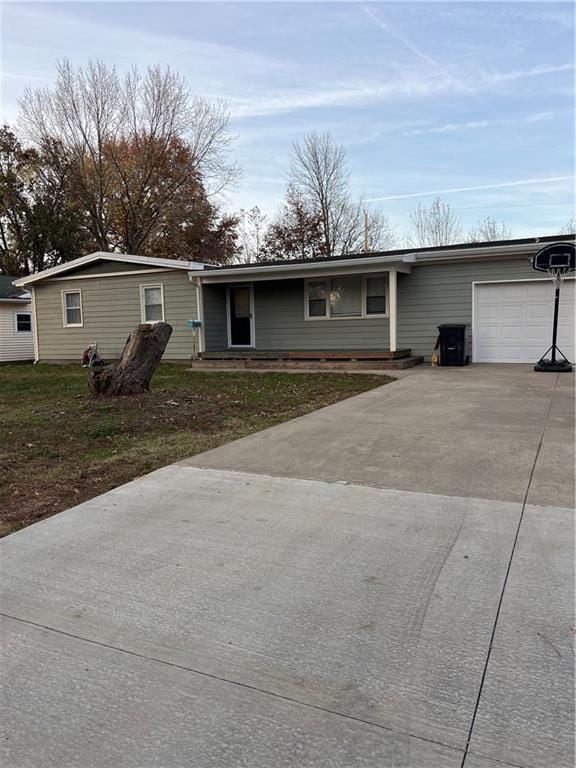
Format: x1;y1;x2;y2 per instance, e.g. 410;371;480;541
0;363;391;536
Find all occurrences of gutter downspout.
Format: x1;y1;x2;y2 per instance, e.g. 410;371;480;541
31;285;40;363
389;269;397;353
189;275;205;355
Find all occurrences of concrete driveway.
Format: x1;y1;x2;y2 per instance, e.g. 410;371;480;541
1;365;574;768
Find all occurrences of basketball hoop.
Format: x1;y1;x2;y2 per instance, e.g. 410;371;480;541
532;242;575;372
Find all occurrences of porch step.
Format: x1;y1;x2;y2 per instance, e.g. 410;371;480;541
189;357;423;372
200;349;412;361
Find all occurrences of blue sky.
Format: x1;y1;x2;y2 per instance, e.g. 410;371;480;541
1;1;574;239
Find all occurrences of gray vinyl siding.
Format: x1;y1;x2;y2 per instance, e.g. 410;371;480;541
397;257;539;359
254;279;389;350
203;284;228;351
35;270;197;362
203;257;542;356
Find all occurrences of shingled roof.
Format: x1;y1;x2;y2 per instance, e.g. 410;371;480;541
0;275;30;300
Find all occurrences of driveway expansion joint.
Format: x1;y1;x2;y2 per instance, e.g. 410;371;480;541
1;611;465;758
460;373;560;768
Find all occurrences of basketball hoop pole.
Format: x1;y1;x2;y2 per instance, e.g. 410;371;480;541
532;242;575;373
534;276;572;372
550;279;560;365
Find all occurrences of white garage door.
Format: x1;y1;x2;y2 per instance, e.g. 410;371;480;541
474;280;575;363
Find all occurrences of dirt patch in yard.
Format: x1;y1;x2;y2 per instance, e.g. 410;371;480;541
0;363;391;536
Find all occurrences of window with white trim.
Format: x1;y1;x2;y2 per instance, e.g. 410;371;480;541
15;312;32;333
141;284;164;323
63;291;82;327
305;275;388;319
307;280;329;318
365;276;387;315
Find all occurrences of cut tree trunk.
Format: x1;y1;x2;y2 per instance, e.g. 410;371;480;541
89;322;172;396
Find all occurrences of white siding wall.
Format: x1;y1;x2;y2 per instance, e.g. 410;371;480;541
0;302;35;362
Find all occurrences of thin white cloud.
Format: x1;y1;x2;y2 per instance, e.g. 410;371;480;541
226;75;449;118
479;63;575;85
228;62;574;119
366;176;575;203
361;4;477;98
403;111;559;136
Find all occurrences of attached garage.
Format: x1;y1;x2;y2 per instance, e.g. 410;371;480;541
473;279;575;363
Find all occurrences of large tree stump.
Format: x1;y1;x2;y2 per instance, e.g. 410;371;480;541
89;322;172;396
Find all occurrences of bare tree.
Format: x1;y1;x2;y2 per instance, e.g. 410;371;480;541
467;217;512;243
366;208;397;251
408;197;461;247
289;132;347;257
288;131;395;256
339;203;396;254
238;206;267;263
18;59;238;255
560;217;575;234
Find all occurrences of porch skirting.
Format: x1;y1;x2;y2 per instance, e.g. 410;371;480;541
192;349;423;370
200;349;412;361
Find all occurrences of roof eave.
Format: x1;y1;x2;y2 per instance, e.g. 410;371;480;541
14;252;208;287
197;241;546;282
0;296;31;303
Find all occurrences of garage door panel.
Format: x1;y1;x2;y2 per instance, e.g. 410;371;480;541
524;325;550;345
500;306;524;321
558;304;574;320
477;325;501;341
477;305;502;321
525;282;552;299
491;284;520;301
524;296;554;322
499;348;529;363
501;325;524;342
475;281;575;363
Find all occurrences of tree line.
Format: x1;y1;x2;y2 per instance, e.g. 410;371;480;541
1;60;573;276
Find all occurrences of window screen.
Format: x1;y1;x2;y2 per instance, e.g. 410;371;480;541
143;286;163;322
308;281;328;317
365;276;386;315
330;277;362;317
232;287;251;318
15;313;32;332
64;292;82;326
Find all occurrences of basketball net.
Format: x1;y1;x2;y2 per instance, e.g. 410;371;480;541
544;264;571;288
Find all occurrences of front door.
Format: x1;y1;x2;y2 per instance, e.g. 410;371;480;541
229;285;254;347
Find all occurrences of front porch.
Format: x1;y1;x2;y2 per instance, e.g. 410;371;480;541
194;259;413;366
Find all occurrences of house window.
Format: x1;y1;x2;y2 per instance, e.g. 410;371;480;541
141;284;164;323
330;277;363;317
307;280;328;318
62;291;83;327
305;275;388;319
15;312;32;333
365;276;387;315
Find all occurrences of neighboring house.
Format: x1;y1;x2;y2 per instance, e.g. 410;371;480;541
0;275;35;363
13;234;575;365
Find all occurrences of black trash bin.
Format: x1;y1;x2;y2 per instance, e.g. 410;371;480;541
437;324;469;366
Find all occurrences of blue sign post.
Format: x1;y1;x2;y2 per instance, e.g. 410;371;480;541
186;319;202;359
